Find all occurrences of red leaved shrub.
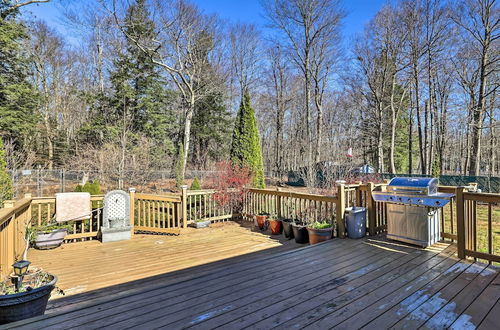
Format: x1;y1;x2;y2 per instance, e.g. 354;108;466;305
206;162;252;214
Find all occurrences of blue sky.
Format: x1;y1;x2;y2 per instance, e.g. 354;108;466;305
23;0;387;42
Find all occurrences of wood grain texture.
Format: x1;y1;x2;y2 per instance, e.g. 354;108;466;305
5;232;499;330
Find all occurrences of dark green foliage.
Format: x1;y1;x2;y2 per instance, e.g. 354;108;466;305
176;143;185;188
75;180;102;195
0;16;39;147
190;177;201;190
230;92;265;188
191;90;232;165
77;0;174;159
0;138;12;204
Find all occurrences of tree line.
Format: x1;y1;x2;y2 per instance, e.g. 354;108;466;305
0;0;498;194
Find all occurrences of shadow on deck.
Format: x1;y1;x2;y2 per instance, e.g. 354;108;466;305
4;224;500;329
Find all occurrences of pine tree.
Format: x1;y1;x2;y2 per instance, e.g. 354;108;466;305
190;177;201;190
230;91;265;188
0;138;13;204
0;15;39;148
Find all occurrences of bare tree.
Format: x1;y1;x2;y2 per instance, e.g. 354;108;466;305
110;0;223;181
452;0;500;176
263;0;344;178
229;23;262;97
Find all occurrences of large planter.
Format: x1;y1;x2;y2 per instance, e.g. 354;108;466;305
0;274;57;325
34;229;68;250
292;222;309;244
268;219;282;235
256;215;267;230
282;219;294;239
307;227;333;245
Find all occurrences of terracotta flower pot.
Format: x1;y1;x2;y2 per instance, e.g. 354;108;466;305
256;215;267;230
307;227;333;245
268;219;282;235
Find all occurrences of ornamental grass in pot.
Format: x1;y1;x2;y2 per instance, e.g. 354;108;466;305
307;221;334;245
267;214;282;235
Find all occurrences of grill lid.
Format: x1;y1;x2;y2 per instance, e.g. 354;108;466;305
387;177;438;195
372;177;454;208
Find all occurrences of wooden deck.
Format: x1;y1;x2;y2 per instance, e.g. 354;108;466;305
4;224;500;329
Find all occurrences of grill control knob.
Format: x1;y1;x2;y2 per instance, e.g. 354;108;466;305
418;199;423;204
435;201;440;206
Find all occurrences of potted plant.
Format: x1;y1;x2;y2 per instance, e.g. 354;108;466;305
307;221;334;245
29;223;72;250
0;268;58;324
281;218;294;239
0;224;59;324
194;219;211;229
291;220;309;244
256;212;269;230
267;214;282;235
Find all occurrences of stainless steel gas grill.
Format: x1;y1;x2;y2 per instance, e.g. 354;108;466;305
372;177;455;247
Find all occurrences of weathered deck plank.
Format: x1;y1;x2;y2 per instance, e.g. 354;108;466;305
2;227;499;330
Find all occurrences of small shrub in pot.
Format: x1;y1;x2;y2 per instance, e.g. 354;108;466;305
307;221;333;245
267;214;282;235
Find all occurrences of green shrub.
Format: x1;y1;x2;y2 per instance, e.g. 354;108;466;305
190;177;201;190
75;180;102;195
309;221;332;230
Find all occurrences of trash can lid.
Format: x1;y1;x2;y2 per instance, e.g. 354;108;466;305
345;206;366;214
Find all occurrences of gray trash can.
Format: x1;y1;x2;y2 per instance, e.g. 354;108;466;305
345;206;367;239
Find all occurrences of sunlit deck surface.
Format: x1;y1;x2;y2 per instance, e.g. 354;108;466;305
5;222;500;329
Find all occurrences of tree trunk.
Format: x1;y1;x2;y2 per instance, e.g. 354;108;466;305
182;95;195;181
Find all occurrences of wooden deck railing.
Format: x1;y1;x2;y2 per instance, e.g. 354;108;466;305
456;189;500;264
132;191;182;234
186;189;233;223
1;181;498;276
0;195;32;279
31;195;104;242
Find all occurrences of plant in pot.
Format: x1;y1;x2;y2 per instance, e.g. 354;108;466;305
291;219;309;244
29;222;72;250
281;217;294;239
0;224;60;324
307;221;334;245
190;208;211;229
267;214;282;235
256;212;269;230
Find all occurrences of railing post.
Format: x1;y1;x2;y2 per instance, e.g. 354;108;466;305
181;185;188;229
129;188;135;238
456;187;465;259
277;187;282;218
367;182;376;236
336;184;346;238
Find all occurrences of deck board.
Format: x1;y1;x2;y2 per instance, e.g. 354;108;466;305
2;223;499;330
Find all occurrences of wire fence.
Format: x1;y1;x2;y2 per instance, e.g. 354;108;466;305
9;168;220;198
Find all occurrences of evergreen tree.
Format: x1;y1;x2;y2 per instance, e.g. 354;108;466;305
230;91;265;188
190;177;201;190
0;13;39;148
0;138;13;204
191;89;232;166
